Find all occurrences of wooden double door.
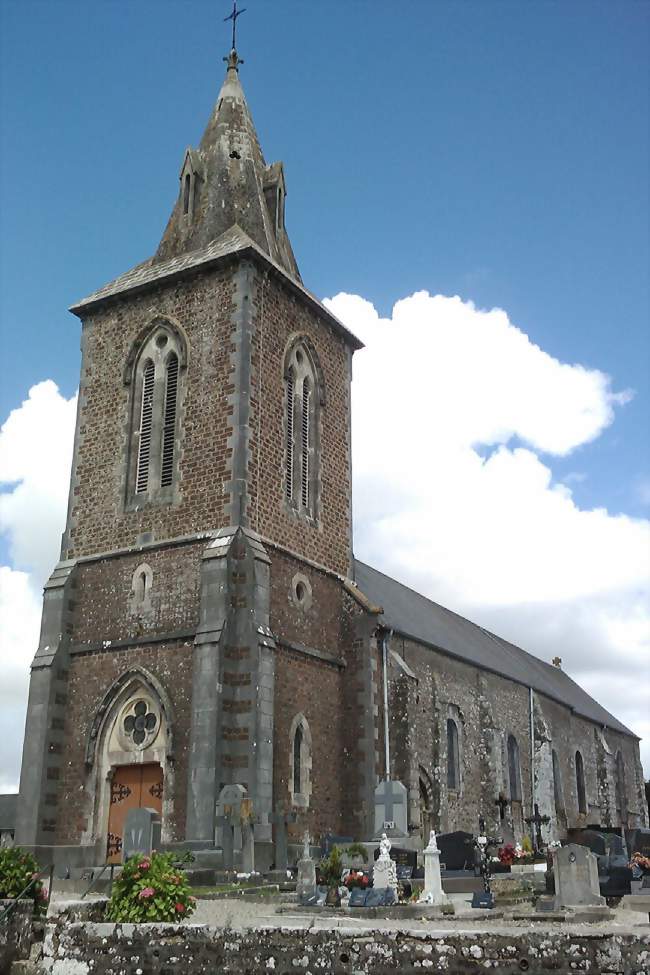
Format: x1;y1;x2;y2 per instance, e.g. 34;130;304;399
106;763;163;863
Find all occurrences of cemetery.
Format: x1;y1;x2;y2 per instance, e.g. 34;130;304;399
2;777;650;973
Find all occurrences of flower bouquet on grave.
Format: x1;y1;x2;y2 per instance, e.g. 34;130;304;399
497;843;516;867
343;870;370;891
630;852;650;878
318;846;344;905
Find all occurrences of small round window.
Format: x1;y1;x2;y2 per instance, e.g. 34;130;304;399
291;573;312;611
120;698;160;750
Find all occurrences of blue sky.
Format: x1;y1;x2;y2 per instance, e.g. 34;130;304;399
1;0;648;518
0;1;649;786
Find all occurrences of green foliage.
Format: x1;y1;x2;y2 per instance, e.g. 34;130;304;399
106;852;196;923
522;835;533;854
346;842;368;862
0;847;47;915
318;845;344;888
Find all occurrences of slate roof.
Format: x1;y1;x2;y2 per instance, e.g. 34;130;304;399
354;560;635;738
69;226;363;351
0;793;17;830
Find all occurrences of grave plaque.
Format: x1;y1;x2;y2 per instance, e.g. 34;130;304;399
437;831;474;871
122;807;160;862
554;844;606;909
373;780;407;837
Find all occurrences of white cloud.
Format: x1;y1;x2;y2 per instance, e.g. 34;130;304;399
0;380;77;585
327;290;650;774
0;381;77;790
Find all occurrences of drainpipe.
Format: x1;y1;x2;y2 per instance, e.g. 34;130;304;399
529;687;536;825
381;628;393;781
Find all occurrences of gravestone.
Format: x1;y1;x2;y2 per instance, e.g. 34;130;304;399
373;843;417;881
437;830;474;871
239;796;255;874
122;807;161;862
374;780;408;836
373;833;398;894
297;831;317;904
419;830;451;907
216;784;247;871
554;844;606;909
626;828;650;859
270;803;297;871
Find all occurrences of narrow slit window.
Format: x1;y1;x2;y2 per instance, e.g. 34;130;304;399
575;750;587;814
447;718;460;790
183;173;191;215
285;371;294;500
300;380;310;509
136;360;155;494
161;353;178;487
508;734;521;801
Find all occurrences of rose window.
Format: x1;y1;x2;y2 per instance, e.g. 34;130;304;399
121;699;159;749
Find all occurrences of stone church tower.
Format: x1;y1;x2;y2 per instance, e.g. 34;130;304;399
16;46;646;863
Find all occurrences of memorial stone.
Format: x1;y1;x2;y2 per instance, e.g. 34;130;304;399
554;844;606;909
372;832;398;893
374;780;408;836
122;807;160;862
216;784;247;871
419;830;451;907
297;831;317;904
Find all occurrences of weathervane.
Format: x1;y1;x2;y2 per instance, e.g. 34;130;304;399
224;0;246;52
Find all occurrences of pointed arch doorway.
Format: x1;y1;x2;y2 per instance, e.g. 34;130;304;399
106;763;164;863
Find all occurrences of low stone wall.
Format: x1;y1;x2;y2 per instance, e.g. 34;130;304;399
0;898;34;970
42;921;650;974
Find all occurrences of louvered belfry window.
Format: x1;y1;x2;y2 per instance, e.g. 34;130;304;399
285;371;295;500
284;342;320;520
161;353;178;487
136;360;155;494
300;379;310;509
129;324;183;503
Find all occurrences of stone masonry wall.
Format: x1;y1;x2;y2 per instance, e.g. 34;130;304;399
54;641;194;846
247;270;353;577
41;921;650;975
70;541;204;647
390;635;644;839
65;265;236;560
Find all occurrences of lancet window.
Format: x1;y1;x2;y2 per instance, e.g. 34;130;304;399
575;750;587;814
284;341;320;519
127;322;184;503
507;734;522;801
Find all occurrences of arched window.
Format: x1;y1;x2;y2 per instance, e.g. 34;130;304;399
289;713;312;809
575;750;587;814
507;734;522;801
127;322;185;503
447;718;460;791
284;340;321;520
293;724;303;795
552;748;564;813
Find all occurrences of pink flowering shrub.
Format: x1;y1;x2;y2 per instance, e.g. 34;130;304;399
106;852;196;923
0;847;48;916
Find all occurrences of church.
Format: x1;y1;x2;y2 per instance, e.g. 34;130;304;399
15;42;647;867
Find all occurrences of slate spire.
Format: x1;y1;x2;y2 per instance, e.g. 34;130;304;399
155;48;300;280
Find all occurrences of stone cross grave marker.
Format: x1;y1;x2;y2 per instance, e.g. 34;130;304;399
216;783;247;871
122;807;161;863
374;779;407;836
270;803;298;871
297;830;317;904
553;844;606;909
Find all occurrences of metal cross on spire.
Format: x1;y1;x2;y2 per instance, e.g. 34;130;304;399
224;0;246;52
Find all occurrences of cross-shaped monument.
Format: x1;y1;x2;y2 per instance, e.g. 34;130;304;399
495;793;509;821
374;779;408;836
270;802;298;871
525;802;551;854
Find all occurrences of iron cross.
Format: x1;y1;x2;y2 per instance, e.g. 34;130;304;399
525;802;550;853
495;793;509;821
224;1;246;51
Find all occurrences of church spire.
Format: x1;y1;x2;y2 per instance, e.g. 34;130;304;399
154;22;300;280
